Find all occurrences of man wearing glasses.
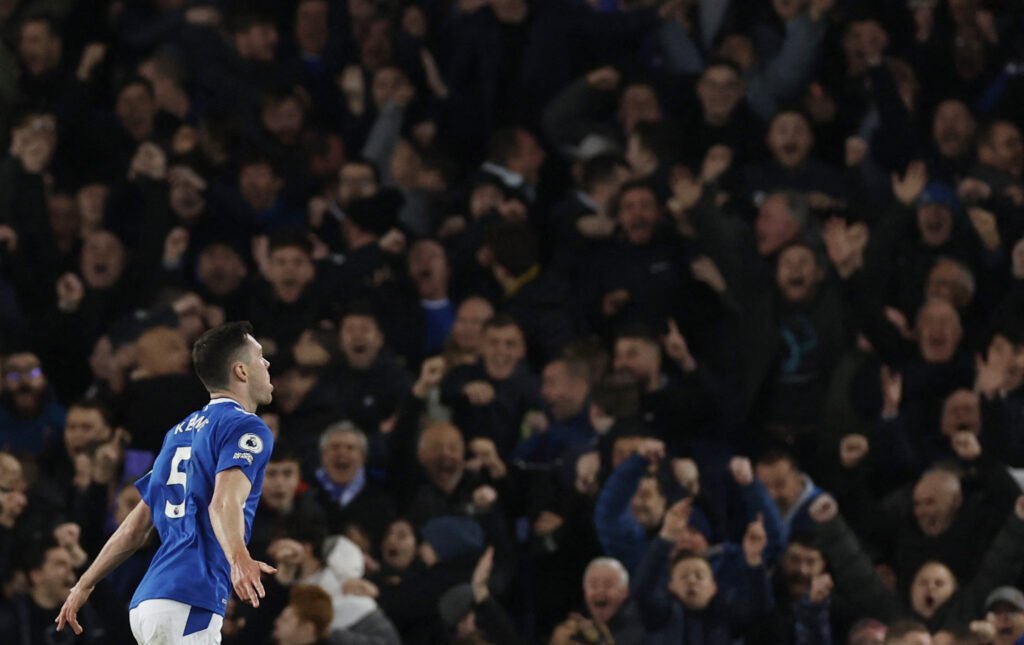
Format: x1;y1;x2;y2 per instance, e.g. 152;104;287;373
0;351;66;454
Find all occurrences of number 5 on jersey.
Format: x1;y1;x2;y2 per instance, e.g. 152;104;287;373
165;446;191;519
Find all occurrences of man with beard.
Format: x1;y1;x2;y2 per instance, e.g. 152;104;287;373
440;314;541;459
928;100;976;184
744;241;850;468
754;451;824;543
753;530;841;644
0;350;65;454
611;323;718;457
597;181;691;333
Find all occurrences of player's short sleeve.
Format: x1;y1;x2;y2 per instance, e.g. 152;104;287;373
134;470;154;506
215;415;274;484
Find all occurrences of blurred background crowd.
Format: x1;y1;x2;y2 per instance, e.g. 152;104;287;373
0;0;1024;643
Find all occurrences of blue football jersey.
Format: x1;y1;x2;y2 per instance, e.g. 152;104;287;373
130;398;274;615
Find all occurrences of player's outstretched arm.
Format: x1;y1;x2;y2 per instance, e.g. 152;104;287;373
55;499;154;635
209;468;277;608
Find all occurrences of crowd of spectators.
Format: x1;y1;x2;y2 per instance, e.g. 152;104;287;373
1;0;1024;643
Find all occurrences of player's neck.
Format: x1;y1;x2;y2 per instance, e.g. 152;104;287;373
209;390;256;413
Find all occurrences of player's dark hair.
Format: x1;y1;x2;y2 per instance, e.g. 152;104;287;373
192;321;255;392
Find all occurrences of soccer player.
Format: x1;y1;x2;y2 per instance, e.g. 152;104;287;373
56;321;277;644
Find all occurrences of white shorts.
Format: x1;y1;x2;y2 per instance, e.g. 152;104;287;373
129;599;224;645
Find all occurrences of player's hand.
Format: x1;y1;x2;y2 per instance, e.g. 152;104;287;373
55;584;93;634
230;553;277;608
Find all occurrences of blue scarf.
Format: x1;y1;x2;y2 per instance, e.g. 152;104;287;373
315;466;366;508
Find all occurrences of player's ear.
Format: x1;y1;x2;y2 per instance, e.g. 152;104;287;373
232;361;248;383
